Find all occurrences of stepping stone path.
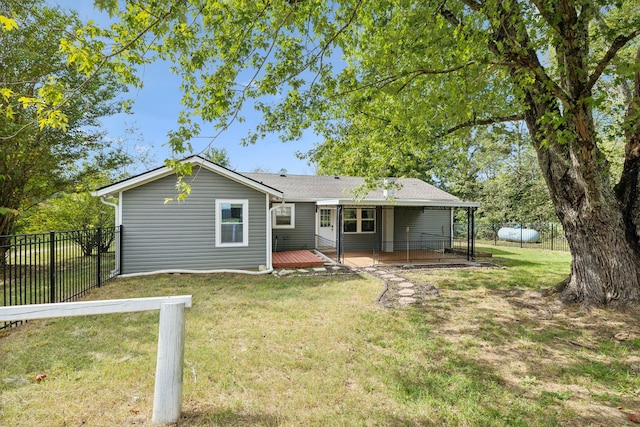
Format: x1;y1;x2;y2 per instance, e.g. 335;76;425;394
273;264;438;308
273;265;354;276
356;266;439;308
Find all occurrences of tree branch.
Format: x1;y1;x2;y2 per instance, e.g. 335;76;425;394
587;29;640;94
440;113;524;137
529;0;561;35
434;1;462;27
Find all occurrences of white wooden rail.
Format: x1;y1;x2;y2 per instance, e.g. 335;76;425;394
0;295;192;425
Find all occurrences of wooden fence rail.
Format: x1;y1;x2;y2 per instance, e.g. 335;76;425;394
0;295;192;425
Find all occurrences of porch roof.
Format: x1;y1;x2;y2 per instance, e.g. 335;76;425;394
243;173;476;206
315;199;480;208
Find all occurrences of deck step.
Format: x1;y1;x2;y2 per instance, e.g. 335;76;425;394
273;250;325;268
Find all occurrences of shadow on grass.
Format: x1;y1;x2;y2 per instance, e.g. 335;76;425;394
476;246;522;256
403;291;640;426
179;408;284;426
179;408;451;427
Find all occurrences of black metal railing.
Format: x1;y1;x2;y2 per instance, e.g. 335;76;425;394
1;227;120;330
374;234;471;264
454;222;569;252
315;234;336;252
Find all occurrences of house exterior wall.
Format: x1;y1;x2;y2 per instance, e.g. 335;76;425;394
271;202;316;252
120;170;268;274
341;206;382;252
393;207;452;251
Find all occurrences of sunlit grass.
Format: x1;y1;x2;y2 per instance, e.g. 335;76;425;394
1;249;638;426
406;245;572;291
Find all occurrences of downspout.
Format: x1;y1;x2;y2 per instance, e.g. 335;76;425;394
99;196;119;224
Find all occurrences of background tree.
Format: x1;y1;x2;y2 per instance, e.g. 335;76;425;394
203;146;231;168
18;173;120;256
0;0;129;241
76;0;640;306
20;173;117;233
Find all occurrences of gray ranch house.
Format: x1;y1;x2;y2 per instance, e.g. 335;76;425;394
93;155;479;276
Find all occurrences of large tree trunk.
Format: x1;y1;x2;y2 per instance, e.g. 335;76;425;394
485;1;640;306
525;87;640;306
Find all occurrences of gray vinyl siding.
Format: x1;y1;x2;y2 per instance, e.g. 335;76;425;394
120;170;268;274
343;233;378;252
393;207;451;251
272;202;316;252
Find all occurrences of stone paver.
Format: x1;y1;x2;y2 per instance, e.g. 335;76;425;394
398;289;415;296
397;282;415;288
278;269;296;275
389;277;405;282
398;297;417;305
312;267;327;272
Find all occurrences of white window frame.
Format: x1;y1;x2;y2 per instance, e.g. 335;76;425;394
343;207;376;234
272;203;295;229
215;199;249;247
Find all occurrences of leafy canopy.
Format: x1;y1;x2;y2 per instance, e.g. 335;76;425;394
0;0;130;236
65;1;636;180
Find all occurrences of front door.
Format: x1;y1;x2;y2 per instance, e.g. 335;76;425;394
318;208;336;247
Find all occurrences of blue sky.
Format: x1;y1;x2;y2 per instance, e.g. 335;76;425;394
51;1;319;175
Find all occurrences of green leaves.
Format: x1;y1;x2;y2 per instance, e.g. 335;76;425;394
0;0;129;236
0;14;18;31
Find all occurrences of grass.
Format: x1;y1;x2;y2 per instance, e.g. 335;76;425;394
1;247;639;426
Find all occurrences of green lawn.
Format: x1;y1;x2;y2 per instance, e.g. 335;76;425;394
1;248;639;426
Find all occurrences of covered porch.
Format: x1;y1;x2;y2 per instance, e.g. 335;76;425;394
314;200;479;267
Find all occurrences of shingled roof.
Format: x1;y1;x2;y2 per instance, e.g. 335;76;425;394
93;155;477;207
242;172;460;202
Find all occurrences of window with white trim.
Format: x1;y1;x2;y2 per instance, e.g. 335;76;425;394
343;207;376;233
215;199;248;247
272;203;295;229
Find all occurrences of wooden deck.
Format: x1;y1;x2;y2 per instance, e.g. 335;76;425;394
272;250;326;268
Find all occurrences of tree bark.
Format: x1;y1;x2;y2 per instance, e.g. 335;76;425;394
488;0;640;306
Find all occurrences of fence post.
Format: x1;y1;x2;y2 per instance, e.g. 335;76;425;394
520;222;524;248
96;227;102;287
550;225;554;251
152;302;186;424
49;231;55;303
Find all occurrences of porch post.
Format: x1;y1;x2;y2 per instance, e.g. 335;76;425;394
336;205;343;263
471;207;476;261
466;207;471;261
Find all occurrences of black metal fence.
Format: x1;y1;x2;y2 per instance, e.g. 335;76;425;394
314;233;474;264
1;227;120;330
374;234;473;264
454;222;569;252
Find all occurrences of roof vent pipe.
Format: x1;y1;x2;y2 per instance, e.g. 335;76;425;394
383;178;396;198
